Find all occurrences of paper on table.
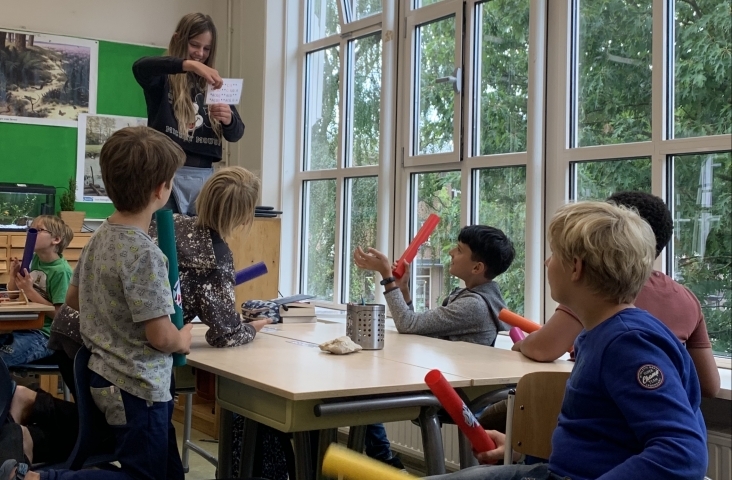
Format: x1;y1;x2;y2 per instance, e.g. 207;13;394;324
205;78;243;105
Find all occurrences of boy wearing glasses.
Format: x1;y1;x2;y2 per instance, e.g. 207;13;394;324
4;215;74;366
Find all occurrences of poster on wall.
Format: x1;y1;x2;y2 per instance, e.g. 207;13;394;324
0;29;98;127
76;114;147;203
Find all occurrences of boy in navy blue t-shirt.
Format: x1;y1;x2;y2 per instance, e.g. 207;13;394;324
428;201;707;480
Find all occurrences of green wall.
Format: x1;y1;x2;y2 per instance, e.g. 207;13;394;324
0;41;165;218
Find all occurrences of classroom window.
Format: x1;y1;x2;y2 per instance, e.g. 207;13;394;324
572;158;652;201
346;32;382;167
347;0;382;20
572;0;652;147
343;176;379;303
473;166;526;315
670;0;731;139
301;179;337;301
411;171;462;310
670;152;732;355
304;46;340;171
308;0;341;41
472;0;530;156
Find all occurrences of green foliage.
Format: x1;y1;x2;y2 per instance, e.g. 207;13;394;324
59;177;76;212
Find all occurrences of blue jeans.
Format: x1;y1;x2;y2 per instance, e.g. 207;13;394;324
365;423;394;461
40;373;178;480
0;330;53;367
426;463;567;480
167;166;213;215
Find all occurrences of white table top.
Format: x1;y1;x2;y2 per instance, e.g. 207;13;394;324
261;322;575;386
186;325;471;401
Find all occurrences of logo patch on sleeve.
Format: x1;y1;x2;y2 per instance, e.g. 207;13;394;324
637;364;664;389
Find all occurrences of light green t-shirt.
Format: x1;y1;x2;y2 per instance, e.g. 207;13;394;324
73;221;175;402
29;253;73;336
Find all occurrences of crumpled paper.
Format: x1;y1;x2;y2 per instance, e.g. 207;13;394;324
319;336;363;355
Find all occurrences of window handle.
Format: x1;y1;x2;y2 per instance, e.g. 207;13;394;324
435;67;462;93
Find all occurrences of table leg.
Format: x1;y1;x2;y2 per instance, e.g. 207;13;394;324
419;407;446;476
293;431;315;480
216;408;234;479
458;431;479;469
316;428;338;480
346;425;367;452
238;417;259;478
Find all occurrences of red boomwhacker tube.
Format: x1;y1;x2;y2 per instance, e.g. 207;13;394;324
498;309;540;334
392;214;440;279
424;369;496;453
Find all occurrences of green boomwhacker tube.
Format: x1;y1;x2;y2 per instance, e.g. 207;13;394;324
155;209;186;367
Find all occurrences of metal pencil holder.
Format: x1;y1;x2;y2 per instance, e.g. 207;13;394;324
346;304;385;350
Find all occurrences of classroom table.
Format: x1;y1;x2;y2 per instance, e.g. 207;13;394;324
0;302;55;331
187;322;575;480
186;326;471;479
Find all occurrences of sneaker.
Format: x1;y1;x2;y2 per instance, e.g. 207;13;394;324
383;455;406;471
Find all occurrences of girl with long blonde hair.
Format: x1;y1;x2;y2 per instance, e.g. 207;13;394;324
133;13;244;215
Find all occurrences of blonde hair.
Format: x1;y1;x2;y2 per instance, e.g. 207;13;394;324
166;13;222;141
195;166;261;238
32;215;74;254
547;201;656;304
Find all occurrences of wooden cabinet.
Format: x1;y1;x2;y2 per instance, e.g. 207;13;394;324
228;217;281;309
0;232;92;285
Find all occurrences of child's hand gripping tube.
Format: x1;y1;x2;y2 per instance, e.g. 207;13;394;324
499;308;540;334
234;261;268;285
424;369;497;454
155;209;186;366
20;228;38;277
392;213;440;279
509;327;526;343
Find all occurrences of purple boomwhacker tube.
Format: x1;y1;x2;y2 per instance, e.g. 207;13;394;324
20;228;38;277
234;261;268;285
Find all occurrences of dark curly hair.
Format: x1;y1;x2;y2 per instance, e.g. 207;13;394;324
457;225;515;279
606;191;673;258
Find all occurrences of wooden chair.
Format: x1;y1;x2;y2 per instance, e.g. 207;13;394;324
504;371;570;464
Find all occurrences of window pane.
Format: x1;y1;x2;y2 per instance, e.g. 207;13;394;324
308;0;340;41
672;152;731;355
573;158;652;201
348;33;381;167
412;171;462;311
672;0;732;138
474;0;529;155
416;16;456;155
343;177;378;303
474;167;526;315
304;46;340;171
416;0;446;7
302;179;337;301
574;0;652;147
351;0;382;20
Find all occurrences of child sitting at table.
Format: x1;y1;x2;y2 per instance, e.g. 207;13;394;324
425;201;707;480
353;225;515;469
3;216;74;367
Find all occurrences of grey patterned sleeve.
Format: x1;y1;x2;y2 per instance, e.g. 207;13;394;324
122;249;175;322
71;259;81;287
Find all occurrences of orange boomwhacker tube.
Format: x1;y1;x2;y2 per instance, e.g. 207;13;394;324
498;308;541;333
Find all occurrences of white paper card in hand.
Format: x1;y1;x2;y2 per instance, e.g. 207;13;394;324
205;78;243;105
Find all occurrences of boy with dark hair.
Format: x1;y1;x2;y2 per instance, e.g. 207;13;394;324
354;225;515;346
3;216;74;366
353;225;515;470
428;201;707;480
13;126;195;480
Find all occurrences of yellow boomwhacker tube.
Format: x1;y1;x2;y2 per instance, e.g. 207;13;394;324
322;444;418;480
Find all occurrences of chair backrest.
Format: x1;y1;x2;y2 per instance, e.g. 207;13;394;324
510;371;570;460
65;346;115;470
0;357;12;427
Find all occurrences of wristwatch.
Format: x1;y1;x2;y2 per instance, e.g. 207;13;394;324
380;276;396;286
